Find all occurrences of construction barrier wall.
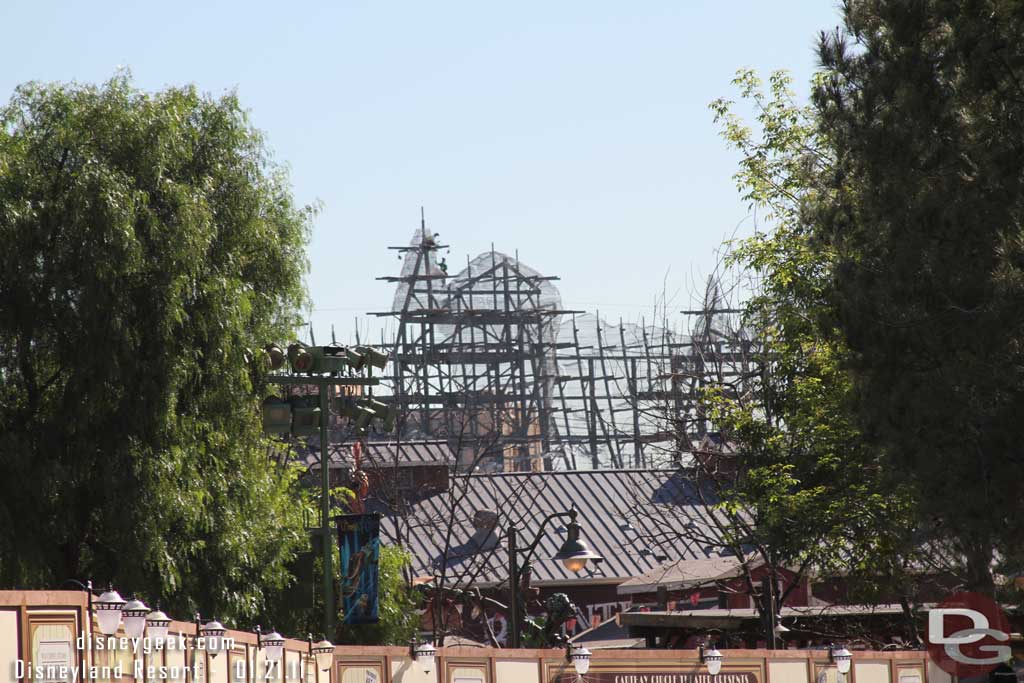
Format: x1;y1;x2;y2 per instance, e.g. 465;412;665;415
1;592;944;683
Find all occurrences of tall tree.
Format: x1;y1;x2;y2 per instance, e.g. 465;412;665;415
702;70;919;641
0;75;315;620
813;0;1024;593
630;70;923;647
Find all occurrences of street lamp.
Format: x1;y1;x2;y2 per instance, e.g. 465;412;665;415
91;587;125;683
201;619;227;658
310;636;335;673
121;597;150;679
566;643;592;676
122;598;150;639
700;642;724;676
62;580;99;669
94;588;126;636
551;517;602;572
507;507;602;648
830;645;852;675
250;626;263;683
146;609;171;643
262;630;285;662
411;640;436;676
63;581;122;676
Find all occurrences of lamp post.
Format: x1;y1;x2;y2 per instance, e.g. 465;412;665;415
93;589;125;683
63;580;126;679
263;341;389;639
122;598;149;678
507;507;602;648
62;580;98;671
192;613;202;677
250;625;263;683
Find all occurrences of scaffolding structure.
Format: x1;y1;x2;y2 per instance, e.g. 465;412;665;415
370;222;762;472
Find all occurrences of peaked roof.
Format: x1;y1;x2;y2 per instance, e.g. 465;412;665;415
569;615;645;649
616;555;753;595
373;468;727;586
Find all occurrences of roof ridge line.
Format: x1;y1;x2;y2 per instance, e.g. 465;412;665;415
456;468;688;477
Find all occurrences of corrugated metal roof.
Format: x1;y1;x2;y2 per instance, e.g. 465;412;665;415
303;439;453;470
569;616;645;649
373;468;727;587
619;604;909;631
617;555;752;595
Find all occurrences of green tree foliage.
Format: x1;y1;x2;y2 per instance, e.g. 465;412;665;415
813;1;1024;593
708;71;920;630
0;74;315;620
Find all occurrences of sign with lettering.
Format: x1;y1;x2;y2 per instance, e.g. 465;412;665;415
553;671;760;683
37;641;73;683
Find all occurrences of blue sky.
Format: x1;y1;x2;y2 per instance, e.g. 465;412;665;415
1;1;842;343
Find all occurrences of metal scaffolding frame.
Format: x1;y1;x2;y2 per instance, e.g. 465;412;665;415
369;222;762;472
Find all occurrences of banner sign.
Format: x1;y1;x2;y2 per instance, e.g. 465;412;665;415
336;513;381;624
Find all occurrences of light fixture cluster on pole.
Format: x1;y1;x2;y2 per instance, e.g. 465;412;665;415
507;507;602;648
829;644;853;674
260;339;393;640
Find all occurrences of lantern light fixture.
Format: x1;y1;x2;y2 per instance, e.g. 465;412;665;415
311;639;334;672
200;620;227;658
700;642;724;676
94;588;126;636
830;645;852;674
551;517;602;573
566;643;592;676
146;609;171;643
261;631;286;662
411;640;437;675
122;598;150;639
